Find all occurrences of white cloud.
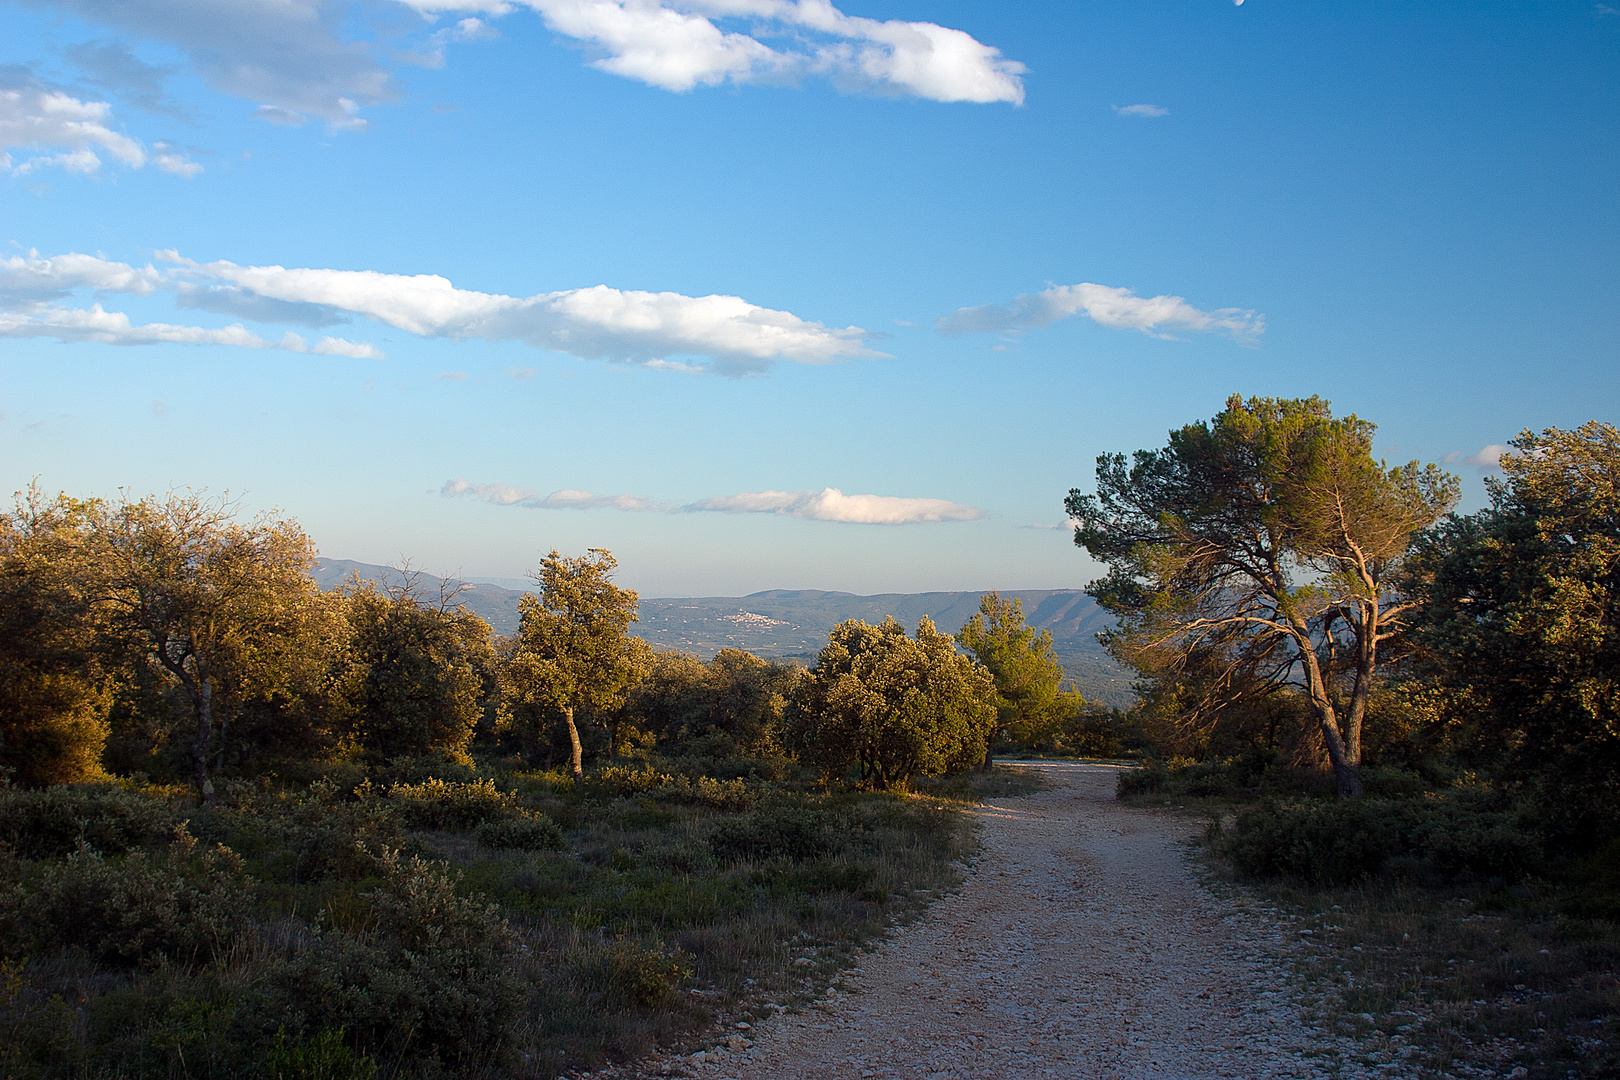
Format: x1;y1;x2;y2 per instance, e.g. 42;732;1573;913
1022;518;1082;531
165;252;880;374
1114;103;1167;117
441;478;665;511
400;0;1024;103
312;335;383;358
1444;444;1508;468
939;282;1264;344
683;486;982;524
153;150;202;176
6;247;864;372
0;80;148;175
0;301;381;355
0;251;165;302
0;249;382;356
42;0;393;129
1;303;275;348
441;478;979;523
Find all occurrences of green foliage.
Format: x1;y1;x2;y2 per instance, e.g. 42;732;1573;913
622;648;802;759
82;491;339;799
5;825;252;967
341;583;495;762
0;781;185;859
475;813;564;851
574;939;693;1009
958;592;1079;762
212;777;400;883
709;802;835;863
0;488;113;785
1067;395;1458;797
266;1028;377;1080
788;617;997;790
1213;795;1540;885
1408;421;1620;833
385;776;518;829
269;846;521;1067
578;763;674;801
505;548;643;775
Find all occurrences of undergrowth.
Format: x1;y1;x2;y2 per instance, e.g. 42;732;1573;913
1121;757;1620;1079
0;755;984;1078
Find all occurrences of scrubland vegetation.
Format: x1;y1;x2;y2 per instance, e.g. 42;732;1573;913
5;395;1615;1078
0;491;1039;1078
1079;403;1620;1077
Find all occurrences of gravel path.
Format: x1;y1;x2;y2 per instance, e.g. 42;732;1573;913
640;761;1378;1080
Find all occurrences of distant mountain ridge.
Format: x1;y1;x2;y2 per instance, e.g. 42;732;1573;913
308;559;1133;707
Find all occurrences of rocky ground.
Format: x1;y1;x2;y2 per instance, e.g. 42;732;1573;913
620;761;1386;1080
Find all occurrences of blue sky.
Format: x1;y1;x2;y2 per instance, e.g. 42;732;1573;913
2;1;1616;596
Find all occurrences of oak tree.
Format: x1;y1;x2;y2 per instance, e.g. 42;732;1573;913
505;548;641;776
1408;422;1620;826
83;492;332;801
958;592;1079;769
789;617;997;790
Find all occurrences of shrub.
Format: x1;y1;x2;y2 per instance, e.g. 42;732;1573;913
266;1027;377;1080
1116;761;1170;797
1216;796;1540;885
386;777;519;829
710;802;834;863
578;765;674;802
211;779;400;882
268;846;520;1067
0;782;184;860
7;825;252;967
475;813;565;851
654;774;764;812
575;939;692;1010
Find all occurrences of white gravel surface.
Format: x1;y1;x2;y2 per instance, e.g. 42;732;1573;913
632;761;1380;1080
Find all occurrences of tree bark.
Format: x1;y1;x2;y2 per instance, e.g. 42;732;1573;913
190;677;216;804
1287;620;1363;799
563;705;584;777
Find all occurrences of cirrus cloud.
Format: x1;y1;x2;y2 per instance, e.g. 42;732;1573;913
938;282;1264;344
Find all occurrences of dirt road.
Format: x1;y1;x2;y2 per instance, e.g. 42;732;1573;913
655;761;1376;1080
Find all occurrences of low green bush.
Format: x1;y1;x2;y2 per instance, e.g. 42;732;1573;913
578;765;674;802
266;1028;377;1080
574;938;692;1010
709;802;834;863
4;825;252;967
1215;795;1540;885
475;813;564;851
654;774;764;811
0;782;185;859
212;780;400;882
1116;760;1170;797
386;777;519;830
266;846;521;1068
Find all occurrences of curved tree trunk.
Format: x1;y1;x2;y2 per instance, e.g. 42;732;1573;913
563;705;584;777
1288;621;1363;799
